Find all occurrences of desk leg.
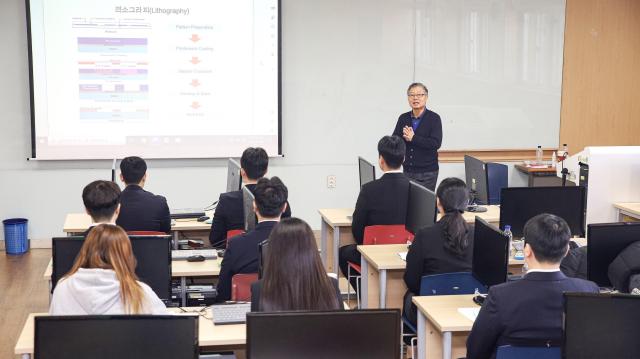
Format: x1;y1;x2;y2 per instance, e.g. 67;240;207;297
320;219;328;269
360;256;369;309
417;311;426;359
618;209;624;222
442;332;452;359
181;276;187;306
379;269;387;309
173;231;179;250
333;226;340;276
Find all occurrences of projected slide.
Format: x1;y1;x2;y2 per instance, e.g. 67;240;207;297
28;0;279;159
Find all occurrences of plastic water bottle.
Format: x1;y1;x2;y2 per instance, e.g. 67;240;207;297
535;145;543;165
504;225;513;257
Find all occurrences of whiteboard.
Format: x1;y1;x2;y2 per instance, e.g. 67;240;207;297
413;0;565;150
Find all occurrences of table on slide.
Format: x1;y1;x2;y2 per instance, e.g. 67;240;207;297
63;213;211;249
318;206;501;275
413;294;476;359
613;202;640;222
44;257;221;306
14;307;245;359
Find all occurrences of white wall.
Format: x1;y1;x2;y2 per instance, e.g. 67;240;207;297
0;0;528;243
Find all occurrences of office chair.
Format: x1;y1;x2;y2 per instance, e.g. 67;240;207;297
231;273;258;301
496;345;561;359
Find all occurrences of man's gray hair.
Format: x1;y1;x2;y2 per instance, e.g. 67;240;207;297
407;82;428;96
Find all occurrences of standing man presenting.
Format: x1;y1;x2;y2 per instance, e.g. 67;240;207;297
392;83;442;191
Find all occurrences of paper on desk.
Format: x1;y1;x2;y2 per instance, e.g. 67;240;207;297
398;251;407;261
458;307;480;322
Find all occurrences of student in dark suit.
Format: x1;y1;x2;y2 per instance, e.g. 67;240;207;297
215;177;288;302
115;156;171;233
251;217;341;312
392;82;442;191
209;147;292;248
338;135;410;290
466;214;599;359
403;177;474;327
81;180;121;236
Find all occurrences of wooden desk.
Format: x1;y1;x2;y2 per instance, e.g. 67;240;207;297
318;208;355;274
413;294;475;359
356;238;585;310
14;307;245;358
514;164;562;187
613;202;640;222
63;213;212;249
44;257;221;306
318;206;500;275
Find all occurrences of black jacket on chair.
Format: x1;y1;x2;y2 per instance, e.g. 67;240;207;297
215;221;278;302
116;185;171;233
351;172;410;245
209;184;292;247
392;109;442;173
466;271;599;359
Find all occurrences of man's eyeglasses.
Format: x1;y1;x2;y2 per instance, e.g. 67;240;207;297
408;93;426;98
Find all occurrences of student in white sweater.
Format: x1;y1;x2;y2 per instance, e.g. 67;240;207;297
50;224;167;315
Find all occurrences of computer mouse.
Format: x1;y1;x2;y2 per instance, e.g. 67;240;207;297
217;249;225;258
187;255;206;262
197;216;210;222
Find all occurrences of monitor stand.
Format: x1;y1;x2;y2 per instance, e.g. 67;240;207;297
466;204;488;213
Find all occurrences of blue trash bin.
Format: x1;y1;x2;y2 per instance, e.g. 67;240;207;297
3;218;29;255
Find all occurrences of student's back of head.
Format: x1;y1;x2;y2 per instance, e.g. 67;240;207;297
241;147;269;181
260;218;339;311
120;156;147;185
52;224;165;315
378;135;406;170
436;177;470;257
253;176;288;219
524;213;571;265
82;180;121;223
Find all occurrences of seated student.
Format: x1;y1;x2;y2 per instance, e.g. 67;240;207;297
215;177;288;302
466;214;599;359
209;147;292;248
116;156;171;233
402;177;474;327
82;180;121;235
49;224;167;315
338;135;410;288
251;217;342;312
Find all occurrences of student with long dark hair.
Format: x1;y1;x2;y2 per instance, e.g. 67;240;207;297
251;218;341;312
402;177;473;326
50;224;167;315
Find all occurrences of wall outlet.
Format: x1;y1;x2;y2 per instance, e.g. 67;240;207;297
327;175;336;188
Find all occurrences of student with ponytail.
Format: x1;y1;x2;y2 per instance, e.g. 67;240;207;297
49;224;167;315
402;177;474;326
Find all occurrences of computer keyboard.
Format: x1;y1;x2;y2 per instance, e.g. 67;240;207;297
171;249;218;260
211;303;251;325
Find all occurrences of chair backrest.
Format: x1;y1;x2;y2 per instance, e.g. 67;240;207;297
363;225;414;245
496;345;561;359
226;229;245;248
231;273;259;301
419;272;487;296
127;231;167;236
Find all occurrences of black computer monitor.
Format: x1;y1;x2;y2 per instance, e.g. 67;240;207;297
247;309;400;359
243;186;256;231
564;292;640;358
587;222;640;288
405;181;436;234
464;155;489;205
52;235;172;301
358;156;376;189
35;315;198;359
499;186;586;238
226;158;242;192
473;217;509;288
